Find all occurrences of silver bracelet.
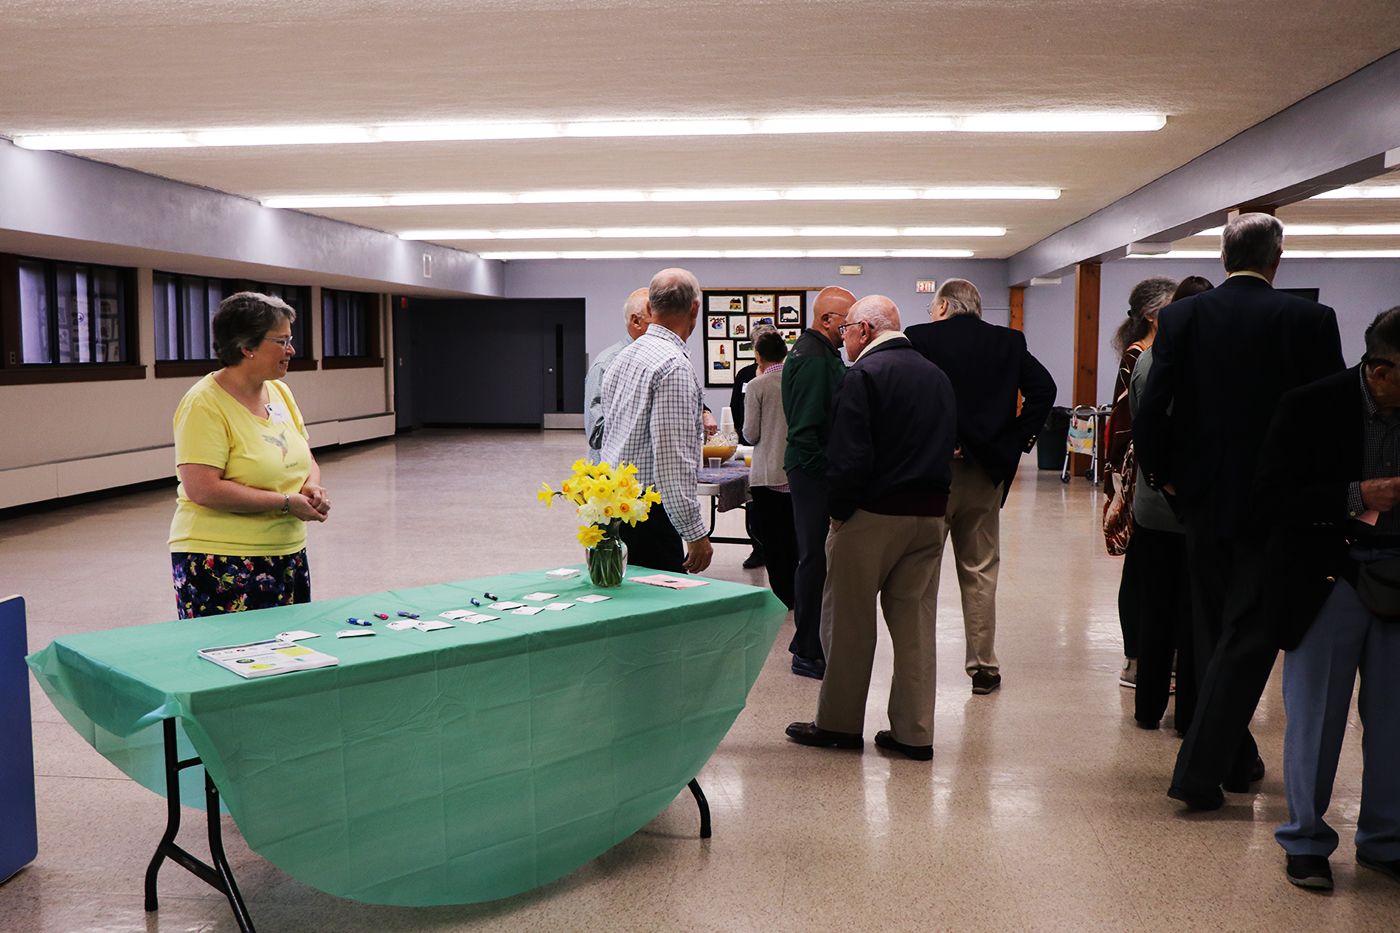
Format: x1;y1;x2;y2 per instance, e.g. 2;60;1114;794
280;494;290;514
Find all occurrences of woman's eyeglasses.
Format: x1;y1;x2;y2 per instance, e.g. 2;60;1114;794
264;336;295;349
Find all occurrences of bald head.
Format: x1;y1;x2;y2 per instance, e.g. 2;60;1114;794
648;268;700;318
812;285;857;343
647;267;702;340
624;287;650;340
848;295;901;334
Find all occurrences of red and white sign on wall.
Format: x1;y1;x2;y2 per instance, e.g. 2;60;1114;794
915;279;937;293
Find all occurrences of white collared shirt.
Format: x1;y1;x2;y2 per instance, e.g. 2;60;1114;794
599;323;706;541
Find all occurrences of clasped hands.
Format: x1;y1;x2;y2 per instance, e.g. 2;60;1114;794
288;482;332;522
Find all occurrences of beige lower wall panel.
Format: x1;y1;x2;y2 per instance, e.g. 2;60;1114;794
0;365;389;472
0;377;190;471
0;465;60;510
338;414;395;445
55;447;173;498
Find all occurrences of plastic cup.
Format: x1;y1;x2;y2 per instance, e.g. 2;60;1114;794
744;455;752;467
707;457;721;469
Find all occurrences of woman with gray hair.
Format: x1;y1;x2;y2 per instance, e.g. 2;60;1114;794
168;292;330;618
1105;275;1178;686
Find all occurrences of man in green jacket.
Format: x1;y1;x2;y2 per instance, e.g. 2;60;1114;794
781;285;855;678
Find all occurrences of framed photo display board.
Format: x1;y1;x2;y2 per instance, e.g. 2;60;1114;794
702;290;807;387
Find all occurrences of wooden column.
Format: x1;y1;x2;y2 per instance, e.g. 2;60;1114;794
1071;261;1101;475
1008;285;1025;332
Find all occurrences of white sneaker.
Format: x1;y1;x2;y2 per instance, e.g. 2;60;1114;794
1119;658;1138;688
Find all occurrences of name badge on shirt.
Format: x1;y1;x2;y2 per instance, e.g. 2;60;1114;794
742;381;750;394
265;400;292;425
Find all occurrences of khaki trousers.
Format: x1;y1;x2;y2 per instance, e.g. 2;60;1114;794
932;460;1004;676
815;510;945;746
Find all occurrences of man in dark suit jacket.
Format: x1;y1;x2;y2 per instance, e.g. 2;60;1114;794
786;296;956;760
1249;311;1400;890
1134;213;1345;809
904;279;1056;695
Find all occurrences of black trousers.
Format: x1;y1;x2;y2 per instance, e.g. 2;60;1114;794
1172;515;1271;791
748;486;797;610
1117;542;1142;659
1124;523;1196;729
745;503;765;559
620;505;687;574
786;466;829;661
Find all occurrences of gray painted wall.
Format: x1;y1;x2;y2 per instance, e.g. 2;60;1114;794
502;257;1010;412
1024;257;1400;406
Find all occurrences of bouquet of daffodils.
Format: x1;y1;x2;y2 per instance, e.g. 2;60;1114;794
538;460;662;585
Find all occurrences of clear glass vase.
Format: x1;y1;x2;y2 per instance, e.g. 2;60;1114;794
586;534;628;588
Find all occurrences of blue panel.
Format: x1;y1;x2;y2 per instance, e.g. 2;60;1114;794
0;595;37;883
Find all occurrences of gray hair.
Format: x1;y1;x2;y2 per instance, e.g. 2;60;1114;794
212;291;296;366
623;287;648;323
934;278;982;318
648;267;699;318
749;322;779;341
1364;306;1400;364
1222;213;1284;273
1113;276;1177;354
849;295;901;334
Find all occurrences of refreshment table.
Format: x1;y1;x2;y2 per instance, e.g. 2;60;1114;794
28;566;784;929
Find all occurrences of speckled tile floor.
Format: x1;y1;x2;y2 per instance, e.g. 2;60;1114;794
3;428;1398;931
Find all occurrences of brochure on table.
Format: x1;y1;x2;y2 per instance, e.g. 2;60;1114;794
198;639;339;679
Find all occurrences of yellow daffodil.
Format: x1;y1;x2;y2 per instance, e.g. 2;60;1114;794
537;482;554;506
577;524;605;548
644;486;662;505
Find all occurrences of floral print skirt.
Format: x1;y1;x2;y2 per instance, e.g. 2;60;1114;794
171;550;311;619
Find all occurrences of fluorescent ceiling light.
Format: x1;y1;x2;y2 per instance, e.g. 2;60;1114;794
1190;223;1400;237
561;119;753;137
401;226;1004;240
15;112;1164;150
516;189;647;203
1312;185;1400;199
263;186;1057;209
798;227;901;237
649;188;783;202
478;247;976;260
901;226;1005;237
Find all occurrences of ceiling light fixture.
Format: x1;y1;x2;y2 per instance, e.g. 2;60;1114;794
1191;223;1400;237
15;113;1165;151
399;225;1005;241
1312;185;1400;200
476;248;977;260
262;185;1058;209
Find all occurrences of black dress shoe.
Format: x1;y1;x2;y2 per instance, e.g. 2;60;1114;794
1167;783;1224;811
1358;850;1400;885
1285;854;1333;891
1134;718;1160;730
1222;755;1266;793
741;550;766;569
785;721;862;750
970;670;1001;695
874;730;933;761
791;655;826;680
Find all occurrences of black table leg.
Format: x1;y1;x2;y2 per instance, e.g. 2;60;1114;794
143;718;256;932
686;778;712;839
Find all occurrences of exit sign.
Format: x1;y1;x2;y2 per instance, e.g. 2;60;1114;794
916;279;937;293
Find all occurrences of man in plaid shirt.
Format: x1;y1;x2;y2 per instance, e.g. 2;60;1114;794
600;268;714;574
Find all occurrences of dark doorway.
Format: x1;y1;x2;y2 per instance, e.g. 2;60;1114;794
393;297;585;428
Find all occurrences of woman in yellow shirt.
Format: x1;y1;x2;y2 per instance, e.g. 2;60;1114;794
169;292;330;618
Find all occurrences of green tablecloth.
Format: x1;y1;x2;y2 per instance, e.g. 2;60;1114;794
27;567;785;905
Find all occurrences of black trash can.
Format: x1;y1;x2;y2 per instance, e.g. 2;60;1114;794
1037;406;1070;470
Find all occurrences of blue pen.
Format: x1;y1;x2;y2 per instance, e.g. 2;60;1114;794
397;610;420;619
346;617;372;626
470;598;481;607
